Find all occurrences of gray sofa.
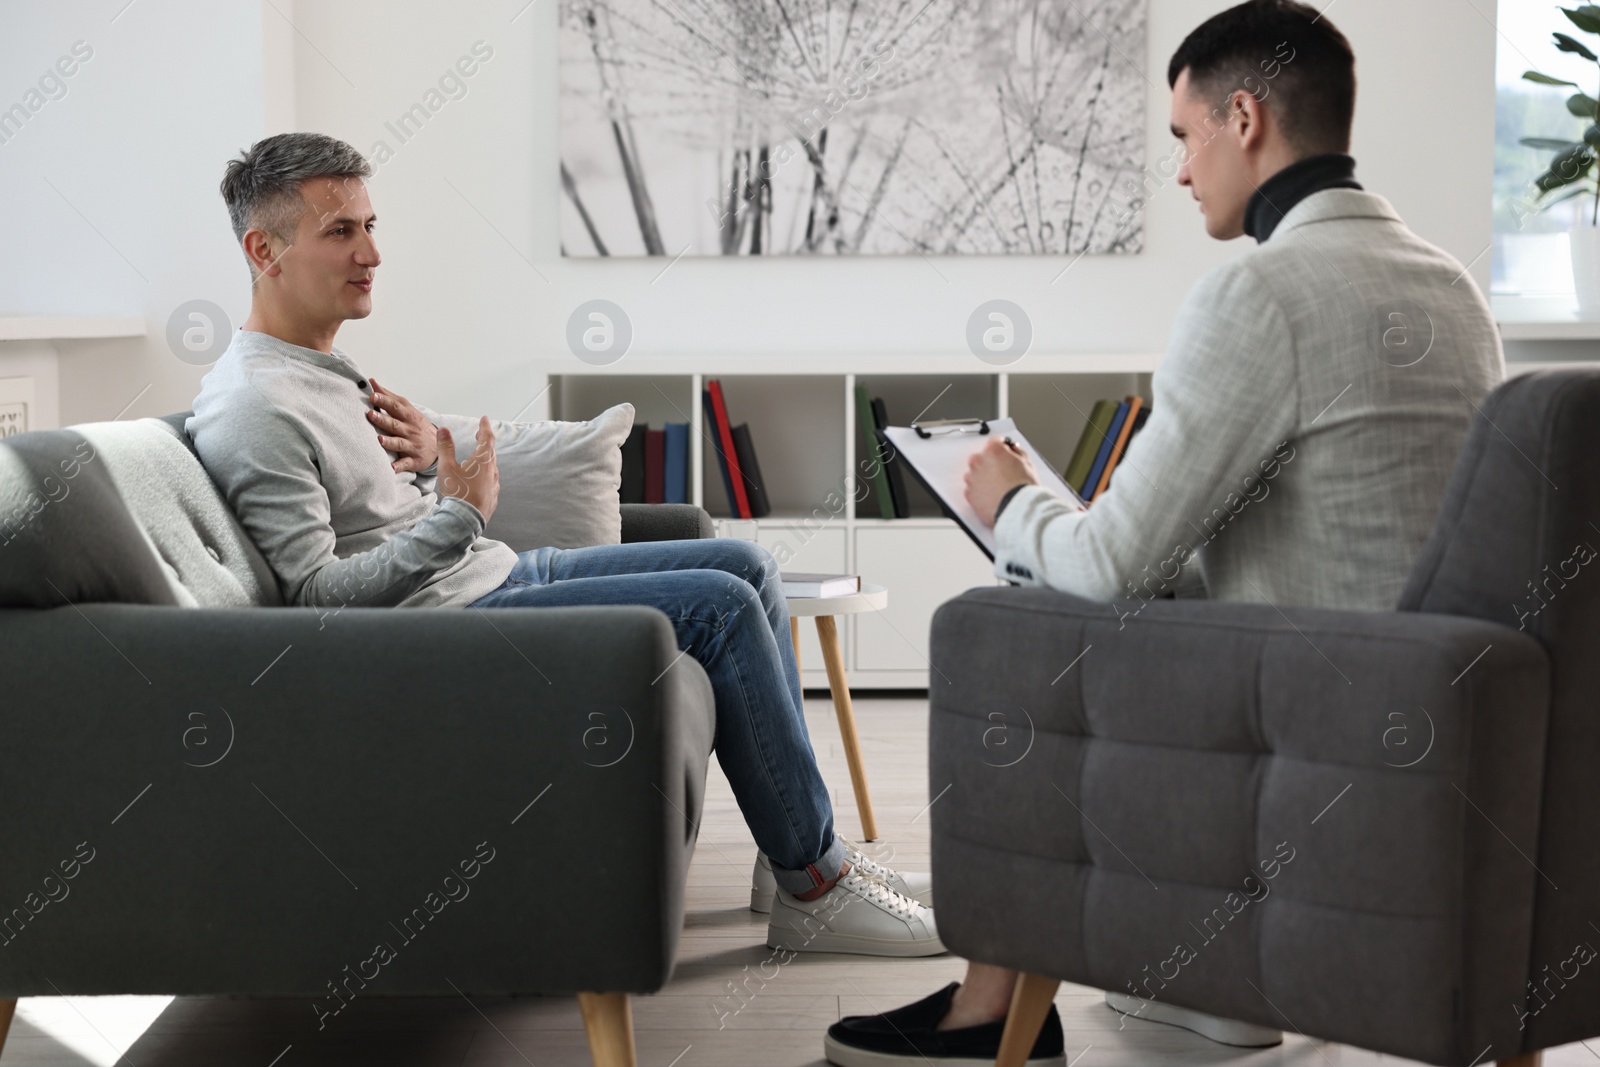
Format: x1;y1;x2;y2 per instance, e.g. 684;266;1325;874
929;369;1599;1067
0;411;717;1067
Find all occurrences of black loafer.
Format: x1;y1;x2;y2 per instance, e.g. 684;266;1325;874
824;982;1065;1065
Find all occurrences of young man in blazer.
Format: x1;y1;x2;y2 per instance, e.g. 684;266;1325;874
823;1;1503;1063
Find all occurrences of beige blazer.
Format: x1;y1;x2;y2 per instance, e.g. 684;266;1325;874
993;189;1504;611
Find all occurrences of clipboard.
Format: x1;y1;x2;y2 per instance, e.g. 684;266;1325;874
879;417;1085;560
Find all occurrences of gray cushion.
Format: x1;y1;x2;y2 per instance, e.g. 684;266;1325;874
0;419;280;609
423;403;633;551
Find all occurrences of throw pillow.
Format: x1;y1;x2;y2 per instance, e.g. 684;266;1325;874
419;402;632;550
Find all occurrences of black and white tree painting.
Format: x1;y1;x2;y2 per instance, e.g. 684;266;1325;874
560;0;1147;256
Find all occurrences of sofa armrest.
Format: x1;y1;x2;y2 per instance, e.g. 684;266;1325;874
0;602;714;1001
620;503;714;543
928;585;1549;1065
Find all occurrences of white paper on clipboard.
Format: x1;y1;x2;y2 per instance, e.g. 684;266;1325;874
881;418;1085;560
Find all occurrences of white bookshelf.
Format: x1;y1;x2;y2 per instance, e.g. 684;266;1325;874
547;357;1159;690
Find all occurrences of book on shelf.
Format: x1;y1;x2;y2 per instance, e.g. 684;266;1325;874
781;572;860;598
1090;396;1143;499
701;390;739;515
730;423;771;518
644;427;665;504
1080;401;1128;498
704;379;769;519
1062;396;1152;501
854;384;896;519
663;422;689;504
619;424;646;503
708;380;752;518
1098;404;1151;495
1065;399;1120;491
620;422;689;505
869;396;910;518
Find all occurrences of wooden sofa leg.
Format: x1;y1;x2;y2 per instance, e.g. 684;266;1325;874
1498;1054;1541;1067
577;992;637;1067
996;973;1059;1067
0;998;14;1057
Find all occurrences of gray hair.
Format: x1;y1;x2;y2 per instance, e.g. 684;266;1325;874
219;133;372;256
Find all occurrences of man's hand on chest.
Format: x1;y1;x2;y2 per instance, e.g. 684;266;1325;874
365;376;439;474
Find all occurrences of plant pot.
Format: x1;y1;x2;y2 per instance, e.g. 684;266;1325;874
1571;226;1600;318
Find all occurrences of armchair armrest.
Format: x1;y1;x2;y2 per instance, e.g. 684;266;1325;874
620;503;714;543
928;585;1549;1065
0;602;714;1001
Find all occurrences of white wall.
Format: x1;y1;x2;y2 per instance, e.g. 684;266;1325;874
290;0;550;418
0;0;1496;424
0;0;263;424
296;0;1500;420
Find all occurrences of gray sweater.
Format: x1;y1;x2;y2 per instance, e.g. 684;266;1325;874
187;330;517;609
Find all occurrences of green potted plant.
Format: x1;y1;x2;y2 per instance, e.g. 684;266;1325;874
1522;5;1600;313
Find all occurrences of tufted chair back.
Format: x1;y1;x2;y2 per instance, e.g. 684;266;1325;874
1398;368;1600;1052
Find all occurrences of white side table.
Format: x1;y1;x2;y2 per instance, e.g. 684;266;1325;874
786;583;890;841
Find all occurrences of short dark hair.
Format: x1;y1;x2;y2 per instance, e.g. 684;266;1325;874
1167;0;1356;155
220;132;372;272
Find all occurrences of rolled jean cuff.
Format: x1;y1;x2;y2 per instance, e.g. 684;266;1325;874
770;835;849;895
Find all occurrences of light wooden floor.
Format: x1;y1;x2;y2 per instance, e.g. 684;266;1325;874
7;694;1600;1067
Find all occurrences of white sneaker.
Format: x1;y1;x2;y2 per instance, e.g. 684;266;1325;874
767;868;945;957
1104;991;1283;1047
750;844;934;913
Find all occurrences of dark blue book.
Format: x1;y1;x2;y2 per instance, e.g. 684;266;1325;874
619;424;647;504
702;389;737;515
1080;400;1130;499
663;422;689;504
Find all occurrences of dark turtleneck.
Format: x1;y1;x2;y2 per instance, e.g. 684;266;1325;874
1243;153;1362;243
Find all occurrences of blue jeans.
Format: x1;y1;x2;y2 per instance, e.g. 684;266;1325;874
470;537;848;893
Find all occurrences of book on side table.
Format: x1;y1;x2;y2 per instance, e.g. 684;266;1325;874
781;573;861;598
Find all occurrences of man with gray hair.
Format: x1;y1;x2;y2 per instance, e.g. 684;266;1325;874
188;131;942;959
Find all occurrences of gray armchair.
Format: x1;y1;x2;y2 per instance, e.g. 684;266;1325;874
620;502;716;543
0;412;717;1067
928;369;1599;1067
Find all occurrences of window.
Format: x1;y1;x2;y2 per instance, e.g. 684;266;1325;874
1493;0;1597;295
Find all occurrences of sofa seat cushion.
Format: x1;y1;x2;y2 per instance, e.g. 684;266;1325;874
0;418;281;608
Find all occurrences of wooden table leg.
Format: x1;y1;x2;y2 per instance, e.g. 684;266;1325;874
790;616;802;680
814;615;878;842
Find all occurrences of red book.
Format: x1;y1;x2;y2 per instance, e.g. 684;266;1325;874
707;379;751;518
644;428;665;504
